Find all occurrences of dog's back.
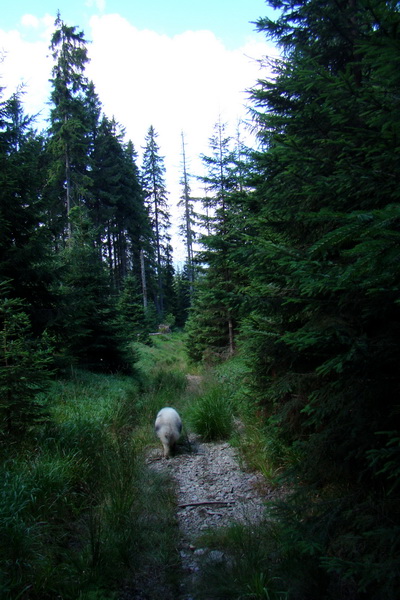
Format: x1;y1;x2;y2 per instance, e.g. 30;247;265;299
155;407;182;458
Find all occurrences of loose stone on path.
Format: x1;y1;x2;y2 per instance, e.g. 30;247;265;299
148;433;271;599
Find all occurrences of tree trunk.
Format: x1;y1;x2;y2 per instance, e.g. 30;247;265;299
65;145;72;237
140;248;148;311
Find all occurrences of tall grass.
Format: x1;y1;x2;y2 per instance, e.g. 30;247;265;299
132;332;189;427
0;366;182;599
207;354;296;481
186;381;234;441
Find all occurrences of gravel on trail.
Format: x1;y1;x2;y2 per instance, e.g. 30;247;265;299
148;431;278;599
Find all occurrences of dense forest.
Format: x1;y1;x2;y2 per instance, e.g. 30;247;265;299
1;1;400;599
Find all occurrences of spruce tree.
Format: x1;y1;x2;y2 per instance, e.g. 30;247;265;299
122;140;151;287
173;266;191;328
48;12;91;238
141;126;172;319
116;273;150;343
249;0;400;480
243;0;400;596
186;120;245;361
90;116;148;289
55;207;131;372
0;292;53;437
0;90;55;334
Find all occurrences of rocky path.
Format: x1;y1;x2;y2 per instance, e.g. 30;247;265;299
149;432;275;599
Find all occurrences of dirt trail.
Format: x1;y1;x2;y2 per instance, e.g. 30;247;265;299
149;431;276;599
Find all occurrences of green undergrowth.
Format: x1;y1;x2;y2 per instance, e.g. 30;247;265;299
133;331;189;377
209;354;292;480
0;361;185;600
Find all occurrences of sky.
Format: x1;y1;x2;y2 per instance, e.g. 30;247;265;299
0;0;279;262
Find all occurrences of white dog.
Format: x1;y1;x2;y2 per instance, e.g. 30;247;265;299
155;407;182;459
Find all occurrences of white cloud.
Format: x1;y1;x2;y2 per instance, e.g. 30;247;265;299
85;0;106;12
87;14;275;152
0;23;53;122
21;14;40;28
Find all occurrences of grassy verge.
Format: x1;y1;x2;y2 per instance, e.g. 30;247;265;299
0;341;187;599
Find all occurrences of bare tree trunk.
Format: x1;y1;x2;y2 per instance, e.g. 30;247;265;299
140;248;148;311
107;221;114;283
181;132;195;297
65;146;72;238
